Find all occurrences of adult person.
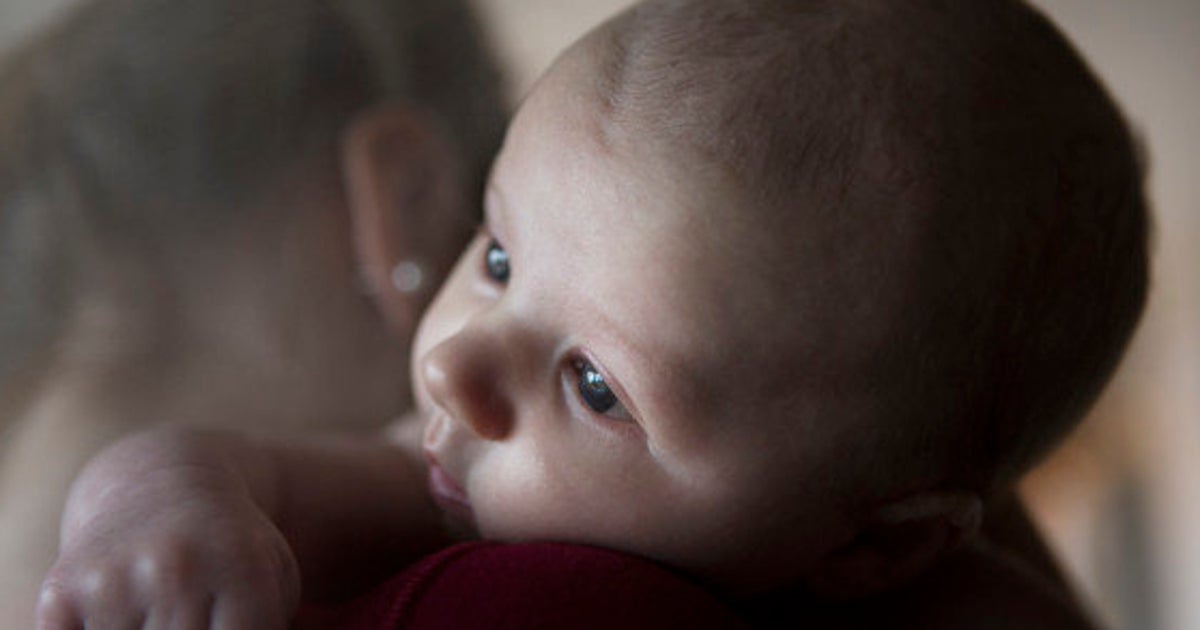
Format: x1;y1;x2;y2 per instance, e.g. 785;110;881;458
42;0;1142;627
0;0;506;623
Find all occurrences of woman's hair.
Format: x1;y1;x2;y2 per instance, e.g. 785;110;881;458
0;0;507;405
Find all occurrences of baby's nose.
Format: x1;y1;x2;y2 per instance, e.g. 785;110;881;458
420;326;515;441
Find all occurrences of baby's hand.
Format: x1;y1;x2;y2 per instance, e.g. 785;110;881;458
36;432;300;630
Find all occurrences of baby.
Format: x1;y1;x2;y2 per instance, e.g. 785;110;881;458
37;0;1147;626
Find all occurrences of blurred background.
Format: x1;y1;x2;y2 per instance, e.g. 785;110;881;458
2;0;1196;627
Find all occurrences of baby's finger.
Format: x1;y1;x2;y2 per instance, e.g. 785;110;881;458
209;534;300;630
129;542;212;630
47;566;145;630
210;592;287;630
142;592;213;630
35;580;82;630
210;565;297;630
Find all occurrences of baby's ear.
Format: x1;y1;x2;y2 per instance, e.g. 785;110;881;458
805;492;982;600
340;104;461;336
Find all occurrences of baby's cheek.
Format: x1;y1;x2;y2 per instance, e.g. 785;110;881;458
471;440;661;546
468;444;562;541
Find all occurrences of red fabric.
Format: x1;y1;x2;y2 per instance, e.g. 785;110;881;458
295;541;746;629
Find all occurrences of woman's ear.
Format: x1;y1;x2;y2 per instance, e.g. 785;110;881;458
340;103;465;336
804;492;983;600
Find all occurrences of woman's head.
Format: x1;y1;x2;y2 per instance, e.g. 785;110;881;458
0;0;507;430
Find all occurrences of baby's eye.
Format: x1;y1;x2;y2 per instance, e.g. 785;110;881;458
483;239;510;283
573;359;632;420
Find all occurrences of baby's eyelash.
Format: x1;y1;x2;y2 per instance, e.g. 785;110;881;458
569;357;634;423
482;238;510;283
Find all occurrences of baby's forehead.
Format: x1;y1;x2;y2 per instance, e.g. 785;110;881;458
509;0;1149;501
590;169;905;418
511;23;929;393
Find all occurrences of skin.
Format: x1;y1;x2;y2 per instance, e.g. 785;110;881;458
36;16;1099;630
0;167;417;627
35;35;897;625
410;32;899;594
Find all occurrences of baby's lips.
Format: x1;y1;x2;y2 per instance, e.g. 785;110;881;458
424;449;477;537
422;410;454;451
426;454;470;508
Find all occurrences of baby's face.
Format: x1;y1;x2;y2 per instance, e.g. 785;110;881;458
411;42;881;592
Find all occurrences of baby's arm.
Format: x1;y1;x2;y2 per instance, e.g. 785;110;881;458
36;426;443;629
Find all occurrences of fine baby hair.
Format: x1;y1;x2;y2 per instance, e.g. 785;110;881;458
602;0;1147;494
400;0;1150;601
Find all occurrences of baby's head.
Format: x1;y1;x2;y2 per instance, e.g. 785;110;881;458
0;0;505;429
413;0;1147;597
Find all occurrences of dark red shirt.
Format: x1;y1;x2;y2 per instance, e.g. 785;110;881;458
295;541;746;629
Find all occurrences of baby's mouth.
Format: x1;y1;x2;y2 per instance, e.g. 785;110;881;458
424;448;475;530
420;408;479;534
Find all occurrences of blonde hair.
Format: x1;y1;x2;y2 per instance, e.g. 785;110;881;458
0;0;507;406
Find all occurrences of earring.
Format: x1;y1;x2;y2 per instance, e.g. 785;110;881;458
390;260;425;295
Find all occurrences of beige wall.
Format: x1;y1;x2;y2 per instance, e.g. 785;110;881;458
2;1;1197;628
0;0;76;53
474;0;637;98
1018;3;1200;630
0;0;637;96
